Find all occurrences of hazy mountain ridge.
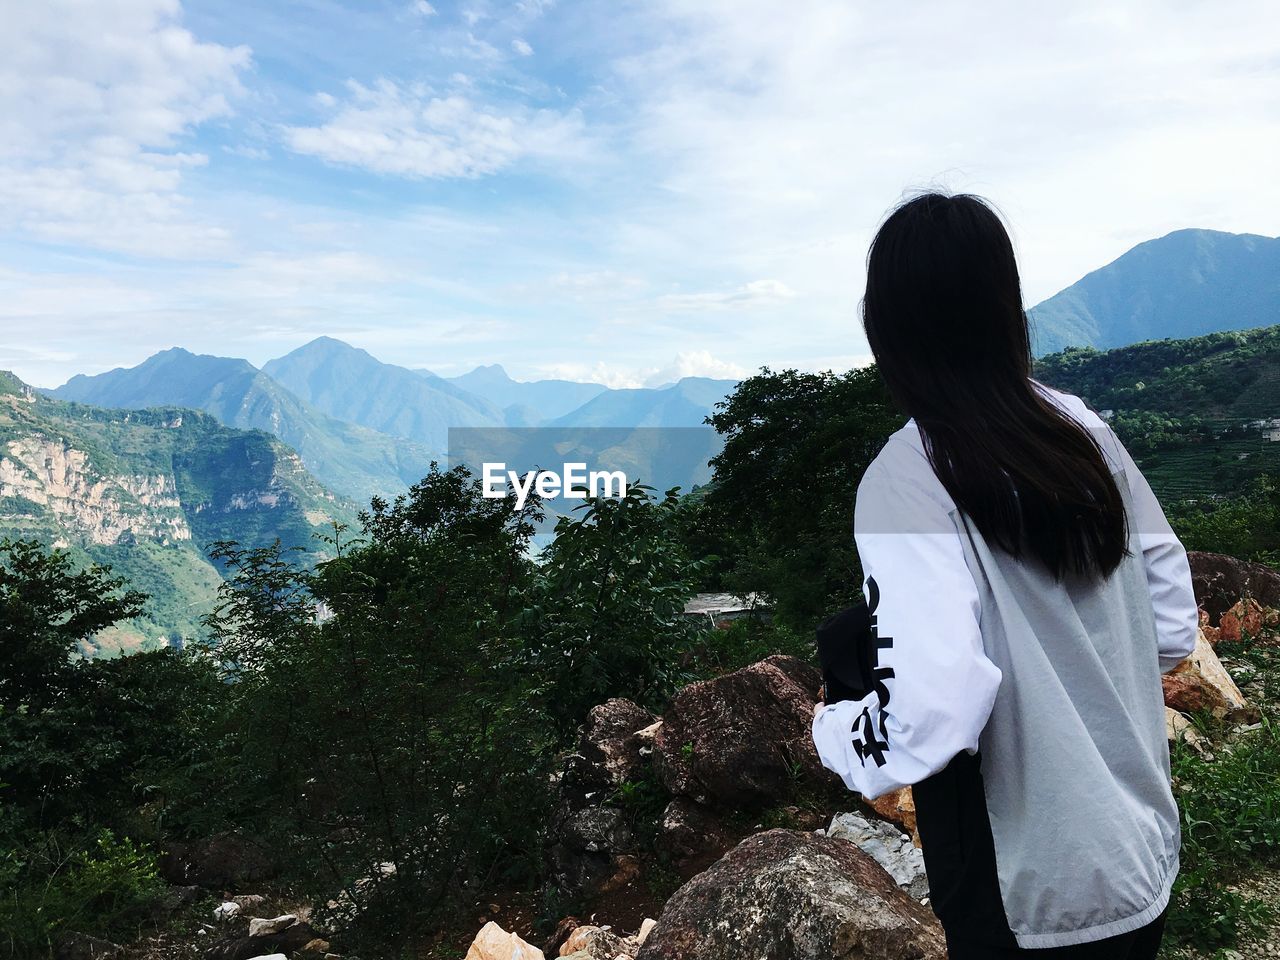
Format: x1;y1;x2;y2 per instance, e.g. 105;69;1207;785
263;337;503;449
1;372;354;652
53;347;435;503
1030;228;1280;356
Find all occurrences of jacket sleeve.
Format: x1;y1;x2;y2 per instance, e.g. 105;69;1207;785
1106;428;1199;672
811;464;1002;799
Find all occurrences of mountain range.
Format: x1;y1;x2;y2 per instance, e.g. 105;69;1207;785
52;337;739;503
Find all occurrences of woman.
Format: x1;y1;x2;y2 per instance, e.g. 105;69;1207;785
811;193;1198;958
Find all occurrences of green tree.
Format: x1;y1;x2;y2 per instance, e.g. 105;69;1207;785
702;367;902;628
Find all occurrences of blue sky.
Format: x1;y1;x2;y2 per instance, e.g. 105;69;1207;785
2;0;1278;388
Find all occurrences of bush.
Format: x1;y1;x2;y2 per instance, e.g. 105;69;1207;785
0;831;165;958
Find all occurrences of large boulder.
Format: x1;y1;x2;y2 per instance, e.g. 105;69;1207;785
562;699;660;807
1162;629;1253;721
654;655;836;808
635;829;945;960
1188;551;1280;622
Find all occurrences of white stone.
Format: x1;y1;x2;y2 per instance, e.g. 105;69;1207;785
214;901;241;920
828;812;929;899
248;914;297;937
637;918;657;945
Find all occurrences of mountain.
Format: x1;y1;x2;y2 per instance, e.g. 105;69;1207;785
446;364;606;423
0;371;353;653
52;348;433;504
264;337;502;449
1035;324;1280;499
1030;229;1280;356
550;377;738;428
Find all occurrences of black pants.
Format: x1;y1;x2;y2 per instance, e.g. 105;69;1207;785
945;909;1167;959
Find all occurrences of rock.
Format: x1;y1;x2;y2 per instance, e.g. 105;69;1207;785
1188;551;1280;623
868;786;918;838
560;925;629;958
1162;629;1254;720
465;921;546;960
635;829;945;960
636;919;657;945
656;797;735;877
204;921;319;960
599;853;642;894
827;812;929;900
1165;707;1208;755
159;830;277;889
301;941;330;956
655;655;835;808
548;805;633;897
1219;598;1266;644
562;700;659;808
215;901;241;921
54;933;122;960
543;917;582;956
245;955;286;960
247;915;297;938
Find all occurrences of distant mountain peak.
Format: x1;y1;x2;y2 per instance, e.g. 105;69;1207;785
1030;228;1280;356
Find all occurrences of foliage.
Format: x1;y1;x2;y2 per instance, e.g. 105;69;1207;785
0;540;223;958
701;366;902;629
525;484;707;734
0;831;166;957
1167;476;1280;565
0;538;145;706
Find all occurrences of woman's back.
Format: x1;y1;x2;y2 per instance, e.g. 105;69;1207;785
813;382;1197;949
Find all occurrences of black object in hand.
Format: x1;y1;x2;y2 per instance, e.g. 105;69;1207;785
816;600;875;703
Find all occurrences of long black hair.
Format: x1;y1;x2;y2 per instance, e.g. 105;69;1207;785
862;192;1127;580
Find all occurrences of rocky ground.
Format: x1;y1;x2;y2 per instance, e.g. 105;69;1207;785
80;548;1280;960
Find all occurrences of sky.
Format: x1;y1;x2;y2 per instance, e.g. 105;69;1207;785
2;0;1278;389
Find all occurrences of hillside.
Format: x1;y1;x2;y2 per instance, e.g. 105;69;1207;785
1036;325;1280;499
0;373;353;653
1029;229;1280;356
53;348;434;504
264;337;502;449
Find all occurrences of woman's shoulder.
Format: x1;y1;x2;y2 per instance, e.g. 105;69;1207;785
857;422;957;518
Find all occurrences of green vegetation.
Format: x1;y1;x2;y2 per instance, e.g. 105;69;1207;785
1037;327;1280;500
1162;637;1280;957
694;366;902;629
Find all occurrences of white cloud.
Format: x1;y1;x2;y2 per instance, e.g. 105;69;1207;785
656;279;796;312
411;0;437;15
0;0;250;257
643;351;747;386
283;79;589;179
512;38;534;56
536;352;745;389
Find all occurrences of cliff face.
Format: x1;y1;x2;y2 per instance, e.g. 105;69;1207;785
1;436;191;546
0;377;356;653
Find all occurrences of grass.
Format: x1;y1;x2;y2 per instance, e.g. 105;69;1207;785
1160;635;1280;957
